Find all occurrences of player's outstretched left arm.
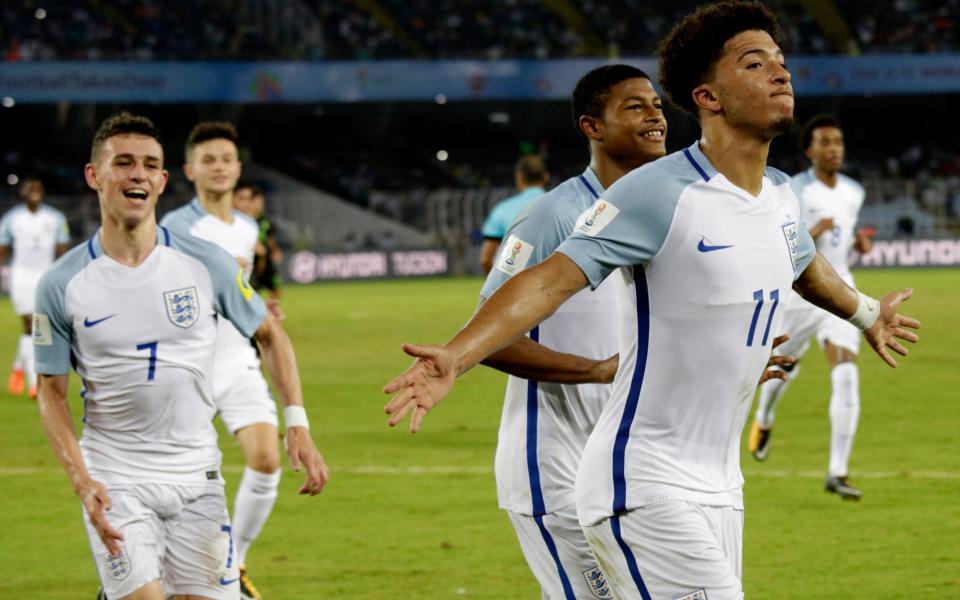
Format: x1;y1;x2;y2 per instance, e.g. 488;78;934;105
794;253;920;367
254;314;329;495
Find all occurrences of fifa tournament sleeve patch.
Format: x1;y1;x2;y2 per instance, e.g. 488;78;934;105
32;314;53;346
495;234;535;276
575;199;620;237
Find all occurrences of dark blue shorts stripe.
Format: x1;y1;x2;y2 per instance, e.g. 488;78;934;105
612;268;650;514
534;515;576;600
611;516;652;600
526;326;546;516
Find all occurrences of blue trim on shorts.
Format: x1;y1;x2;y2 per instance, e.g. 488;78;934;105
526;325;546;516
534;515;577;600
612;268;650;514
611;516;652;600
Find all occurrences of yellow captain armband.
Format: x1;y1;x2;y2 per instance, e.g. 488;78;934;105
236;268;254;301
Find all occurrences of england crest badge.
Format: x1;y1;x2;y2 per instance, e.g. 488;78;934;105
781;220;800;269
102;549;131;581
582;566;613;599
164;287;199;328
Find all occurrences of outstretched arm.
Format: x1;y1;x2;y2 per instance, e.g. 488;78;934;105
254;314;329;495
794;253;920;367
38;374;123;556
384;251;590;432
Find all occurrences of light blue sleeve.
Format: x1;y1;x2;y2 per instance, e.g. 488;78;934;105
55;210;71;244
555;159;688;288
480;191;580;299
481;202;509;239
159;204;201;237
168;232;267;337
0;209;15;247
34;247;90;375
793;227;817;280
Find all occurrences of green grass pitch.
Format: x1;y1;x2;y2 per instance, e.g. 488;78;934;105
0;269;956;598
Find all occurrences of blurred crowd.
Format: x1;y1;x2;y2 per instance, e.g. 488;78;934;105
3;0;958;61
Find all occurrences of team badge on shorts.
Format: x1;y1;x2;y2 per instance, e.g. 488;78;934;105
164;287;199;328
102;549;131;582
582;566;613;599
781;220;799;269
672;589;708;600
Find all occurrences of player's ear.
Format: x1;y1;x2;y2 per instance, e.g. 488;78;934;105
83;163;100;191
692;83;721;115
158;169;170;196
579;115;603;142
183;162;195;182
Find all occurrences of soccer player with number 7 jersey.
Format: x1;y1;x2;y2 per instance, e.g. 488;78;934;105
33;113;328;600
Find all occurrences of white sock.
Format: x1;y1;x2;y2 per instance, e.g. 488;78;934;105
13;334;27;371
21;335;35;389
754;364;801;428
233;467;281;566
828;362;860;477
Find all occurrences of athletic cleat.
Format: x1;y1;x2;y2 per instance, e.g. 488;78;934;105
239;565;263;600
824;475;862;501
748;421;772;461
7;369;24;395
28;385;37;399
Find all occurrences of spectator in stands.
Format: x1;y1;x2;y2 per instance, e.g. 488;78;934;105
478;155;548;274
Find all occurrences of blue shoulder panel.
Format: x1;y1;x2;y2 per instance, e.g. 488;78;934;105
34;244;94;375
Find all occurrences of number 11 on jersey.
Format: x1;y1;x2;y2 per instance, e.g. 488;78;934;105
136;341;158;381
747;289;779;347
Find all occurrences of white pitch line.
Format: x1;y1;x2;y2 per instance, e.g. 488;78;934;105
1;466;958;479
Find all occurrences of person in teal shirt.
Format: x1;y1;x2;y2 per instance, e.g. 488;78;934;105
479;155;549;273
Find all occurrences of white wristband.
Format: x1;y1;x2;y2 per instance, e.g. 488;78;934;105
848;291;880;331
283;405;310;430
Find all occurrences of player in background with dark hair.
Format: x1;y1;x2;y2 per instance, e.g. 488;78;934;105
234;182;283;303
384;3;919;598
479;155;549;273
37;112;326;600
749;114;874;500
162;122;304;600
478;64;666;599
0;176;70;398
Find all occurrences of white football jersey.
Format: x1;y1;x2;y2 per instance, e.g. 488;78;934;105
0;204;70;272
481;168;621;516
556;143;817;526
33;226;266;485
161;199;261;371
791;168;864;284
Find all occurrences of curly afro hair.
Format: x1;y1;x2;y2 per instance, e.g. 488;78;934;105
657;1;782;117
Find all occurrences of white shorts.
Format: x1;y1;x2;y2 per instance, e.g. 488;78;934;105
213;364;278;434
583;501;744;600
10;269;42;315
508;505;612;600
83;481;239;599
815;312;861;355
776;305;860;360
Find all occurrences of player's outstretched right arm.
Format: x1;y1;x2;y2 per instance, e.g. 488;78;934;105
481;336;618;384
383;251;589;432
37;374;123;556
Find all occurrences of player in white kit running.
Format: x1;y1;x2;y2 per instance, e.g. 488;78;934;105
160;121;285;600
0;176;70;397
479;65;666;600
35;113;328;600
383;4;920;599
749;115;874;500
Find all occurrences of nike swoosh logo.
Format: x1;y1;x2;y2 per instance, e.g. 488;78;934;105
697;239;734;253
83;315;116;327
219;576;239;586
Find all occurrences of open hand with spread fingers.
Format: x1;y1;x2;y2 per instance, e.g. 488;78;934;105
383;343;457;433
864;288;921;368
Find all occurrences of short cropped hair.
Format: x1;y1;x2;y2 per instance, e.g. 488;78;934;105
185;121;239;158
514;155;548;185
800;114;842;150
658;1;782;117
236;181;264;197
571;64;651;136
91;112;161;162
